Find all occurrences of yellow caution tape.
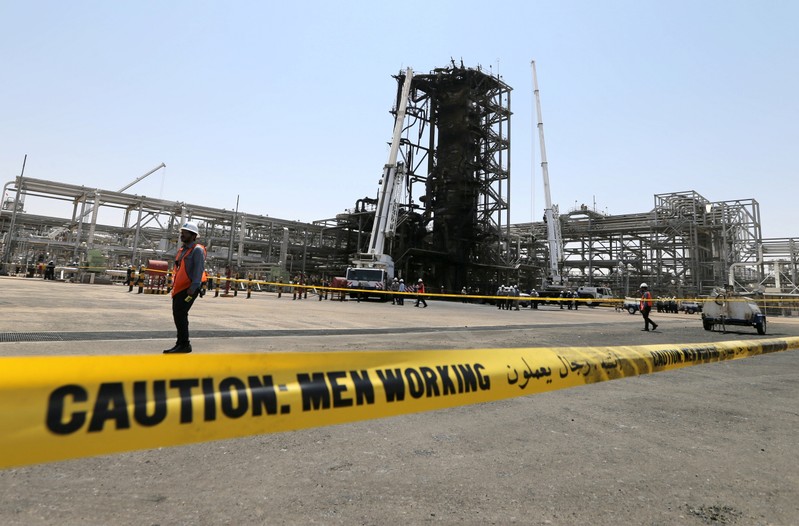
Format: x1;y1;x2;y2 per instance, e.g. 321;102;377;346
2;337;797;469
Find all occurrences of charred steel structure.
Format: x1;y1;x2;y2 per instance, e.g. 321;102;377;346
331;64;513;292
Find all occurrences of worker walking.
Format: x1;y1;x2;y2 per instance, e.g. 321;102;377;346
639;283;658;332
390;277;400;305
164;222;206;354
397;279;406;305
414;278;427;308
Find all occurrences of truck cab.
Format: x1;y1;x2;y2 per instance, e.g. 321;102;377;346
345;267;388;300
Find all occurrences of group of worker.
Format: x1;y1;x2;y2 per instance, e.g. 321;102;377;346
557;289;580;310
496;285;522;310
389;277;427;307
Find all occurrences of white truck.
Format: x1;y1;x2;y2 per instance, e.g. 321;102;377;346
576;286;614;307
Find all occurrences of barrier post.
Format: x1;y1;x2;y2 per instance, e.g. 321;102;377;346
246;274;252;299
136;265;145;294
214;271;221;298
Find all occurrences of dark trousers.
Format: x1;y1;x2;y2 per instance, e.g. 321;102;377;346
172;289;197;345
641;306;656;330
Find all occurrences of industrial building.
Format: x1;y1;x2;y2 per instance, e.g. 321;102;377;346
2;64;797;308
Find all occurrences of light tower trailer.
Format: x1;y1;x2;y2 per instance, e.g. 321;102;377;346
702;289;767;335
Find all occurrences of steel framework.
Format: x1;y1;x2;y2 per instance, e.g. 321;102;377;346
508;190;797;301
0;176;354;282
371;64;514;292
2;66;796;307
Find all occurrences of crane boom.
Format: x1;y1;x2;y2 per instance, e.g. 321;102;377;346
350;68;414;284
367;68;413;257
531;60;563;287
118;162;166;193
78;163;167;223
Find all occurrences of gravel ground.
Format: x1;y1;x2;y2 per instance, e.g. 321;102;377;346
1;277;797;525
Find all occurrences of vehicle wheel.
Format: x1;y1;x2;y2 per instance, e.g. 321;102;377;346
627;306;637;315
586;300;595;307
703;319;713;331
756;319;767;335
687;308;695;315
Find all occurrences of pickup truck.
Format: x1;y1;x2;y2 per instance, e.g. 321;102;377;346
576;286;614;306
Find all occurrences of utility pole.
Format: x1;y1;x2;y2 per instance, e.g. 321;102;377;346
2;155;27;273
227;195;239;270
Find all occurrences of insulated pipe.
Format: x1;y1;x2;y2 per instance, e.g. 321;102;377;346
87;191;101;248
729;244;763;289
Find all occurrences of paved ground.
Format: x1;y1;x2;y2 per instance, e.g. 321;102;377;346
0;276;797;525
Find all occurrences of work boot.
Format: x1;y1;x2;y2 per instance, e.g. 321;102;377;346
163;343;192;354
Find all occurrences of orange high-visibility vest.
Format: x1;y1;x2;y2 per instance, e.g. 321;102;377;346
640;291;653;310
172;243;206;297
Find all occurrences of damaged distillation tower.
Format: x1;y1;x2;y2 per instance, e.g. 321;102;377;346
391;64;513;291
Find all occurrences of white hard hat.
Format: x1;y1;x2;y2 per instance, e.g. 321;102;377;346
418;278;423;282
181;221;199;235
640;282;648;288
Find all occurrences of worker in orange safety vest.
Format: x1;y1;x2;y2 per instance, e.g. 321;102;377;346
164;221;206;354
639;282;658;332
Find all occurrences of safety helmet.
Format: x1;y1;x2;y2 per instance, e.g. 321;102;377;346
180;221;199;235
640;283;648;288
394;277;398;281
399;279;404;283
418;278;423;282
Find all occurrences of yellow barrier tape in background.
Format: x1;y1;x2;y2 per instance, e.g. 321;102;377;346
2;337;798;469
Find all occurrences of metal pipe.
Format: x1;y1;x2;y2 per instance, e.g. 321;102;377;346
131;202;143;264
87;191;101;247
118;163;166;193
729;244;763;289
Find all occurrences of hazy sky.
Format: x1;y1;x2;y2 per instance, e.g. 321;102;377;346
2;1;797;238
